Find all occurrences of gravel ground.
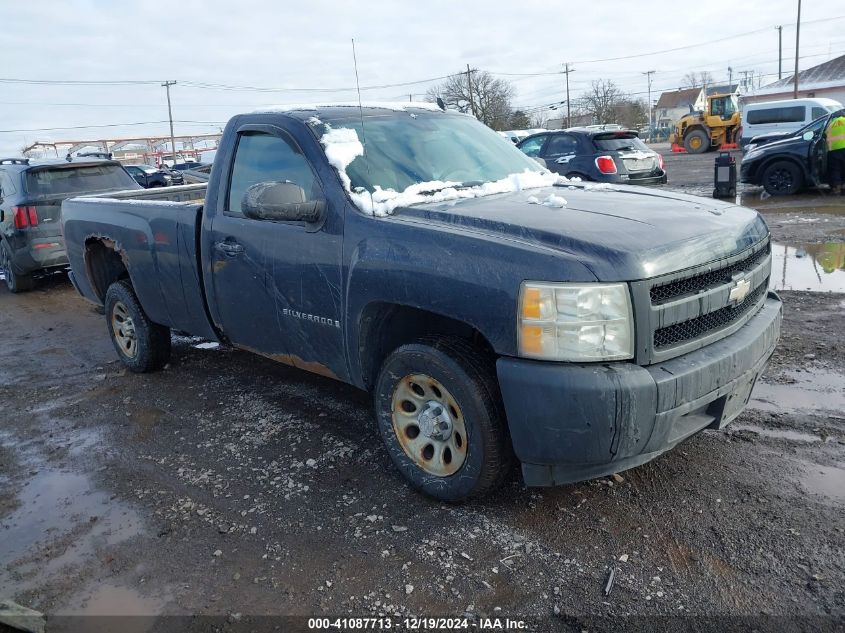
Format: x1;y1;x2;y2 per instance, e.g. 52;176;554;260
1;156;843;632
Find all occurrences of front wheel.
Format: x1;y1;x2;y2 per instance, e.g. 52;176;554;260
761;161;803;195
0;241;34;293
104;280;171;372
374;338;513;501
684;129;710;154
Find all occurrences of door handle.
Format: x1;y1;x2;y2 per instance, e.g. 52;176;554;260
215;241;244;256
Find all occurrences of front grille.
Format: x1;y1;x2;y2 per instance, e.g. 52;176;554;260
654;280;767;349
650;243;770;305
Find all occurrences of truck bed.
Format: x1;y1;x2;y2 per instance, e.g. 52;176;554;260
62;183;218;340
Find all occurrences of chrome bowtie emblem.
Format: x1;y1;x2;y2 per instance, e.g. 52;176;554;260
729;278;751;304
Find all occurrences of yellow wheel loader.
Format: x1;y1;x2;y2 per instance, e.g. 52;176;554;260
670;93;742;154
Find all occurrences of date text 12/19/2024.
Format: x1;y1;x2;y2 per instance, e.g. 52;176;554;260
307;617;528;630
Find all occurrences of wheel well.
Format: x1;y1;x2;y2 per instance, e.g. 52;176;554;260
84;238;130;302
358;303;496;390
684;125;710;137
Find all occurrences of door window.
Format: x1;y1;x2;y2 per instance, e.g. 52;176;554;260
518;135;547;157
544;135;579;158
227;132;322;216
0;171;16;197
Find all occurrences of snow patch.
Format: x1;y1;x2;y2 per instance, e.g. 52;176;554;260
527;193;567;208
583;183;618;191
319;125;568;217
194;342;220;350
319;127;365;196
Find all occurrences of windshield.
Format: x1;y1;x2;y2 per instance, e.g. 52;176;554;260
25;164;137;196
593;133;649;152
314;111;543;194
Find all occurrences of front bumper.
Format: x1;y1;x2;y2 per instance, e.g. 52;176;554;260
497;292;782;486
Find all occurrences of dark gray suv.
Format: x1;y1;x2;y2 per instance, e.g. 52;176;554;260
0;157;139;292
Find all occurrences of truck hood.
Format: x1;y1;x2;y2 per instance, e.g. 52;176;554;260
393;184;769;281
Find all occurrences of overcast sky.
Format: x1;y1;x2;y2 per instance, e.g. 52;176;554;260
2;0;844;155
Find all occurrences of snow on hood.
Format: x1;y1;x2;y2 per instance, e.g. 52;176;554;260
318;125;567;217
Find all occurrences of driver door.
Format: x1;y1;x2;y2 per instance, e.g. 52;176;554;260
208;124;347;380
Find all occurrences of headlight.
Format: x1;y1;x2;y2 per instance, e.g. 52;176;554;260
518;282;634;361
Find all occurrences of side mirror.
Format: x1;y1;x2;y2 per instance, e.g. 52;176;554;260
533;157;547;169
242;181;324;223
803;131;814;141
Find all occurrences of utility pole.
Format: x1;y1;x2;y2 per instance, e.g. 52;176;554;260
776;25;783;79
465;64;476;117
563;63;574;128
162;80;177;166
728;66;733;90
793;0;801;98
643;70;655;140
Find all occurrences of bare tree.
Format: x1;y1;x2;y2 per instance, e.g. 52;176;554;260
682;71;714;91
581;80;623;124
427;70;515;130
616;99;649;130
530;111;550;129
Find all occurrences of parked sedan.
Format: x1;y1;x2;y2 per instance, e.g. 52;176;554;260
124;164;182;188
743;115;828;153
517;128;666;185
740;108;845;195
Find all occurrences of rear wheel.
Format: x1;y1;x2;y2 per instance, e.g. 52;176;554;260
374;338;513;501
0;241;34;293
684;129;710;154
565;172;591;181
761;161;803;195
104;280;171;372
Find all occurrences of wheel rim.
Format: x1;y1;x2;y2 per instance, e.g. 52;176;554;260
689;136;703;150
391;374;468;477
111;301;138;358
767;168;792;192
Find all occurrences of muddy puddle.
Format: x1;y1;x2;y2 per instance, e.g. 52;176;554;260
769;242;845;293
750;368;845;415
796;460;845;504
0;430;144;600
738;190;845;215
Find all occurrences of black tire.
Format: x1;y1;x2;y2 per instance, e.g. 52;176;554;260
0;240;34;293
374;337;513;501
761;161;803;196
104;280;171;373
684;129;710;154
565;172;592;182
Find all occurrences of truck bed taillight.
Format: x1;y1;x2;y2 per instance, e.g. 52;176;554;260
12;206;38;228
595;156;617;174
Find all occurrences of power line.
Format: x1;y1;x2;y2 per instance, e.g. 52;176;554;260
0;120;225;134
568;15;843;64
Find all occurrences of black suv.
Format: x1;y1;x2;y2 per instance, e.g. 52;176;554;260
0;157;140;292
517;128;667;185
740;108;845;195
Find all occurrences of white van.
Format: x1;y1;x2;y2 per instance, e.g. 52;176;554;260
740;97;842;148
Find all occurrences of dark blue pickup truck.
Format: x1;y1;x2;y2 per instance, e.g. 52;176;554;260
62;104;782;501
